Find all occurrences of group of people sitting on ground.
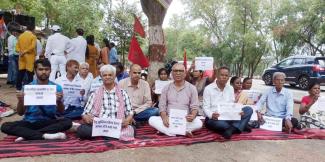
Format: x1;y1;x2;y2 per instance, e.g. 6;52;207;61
1;58;324;142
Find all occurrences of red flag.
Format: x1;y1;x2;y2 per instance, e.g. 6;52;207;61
183;48;187;70
133;16;145;38
128;35;149;68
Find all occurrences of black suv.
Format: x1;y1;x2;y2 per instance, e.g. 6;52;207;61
262;56;325;90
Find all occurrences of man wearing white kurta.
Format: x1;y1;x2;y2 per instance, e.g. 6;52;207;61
67;28;87;63
45;25;74;81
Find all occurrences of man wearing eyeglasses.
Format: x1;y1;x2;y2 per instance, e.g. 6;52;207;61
149;63;203;136
119;64;159;123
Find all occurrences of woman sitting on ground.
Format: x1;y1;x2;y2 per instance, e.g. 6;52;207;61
299;82;325;129
152;68;170;107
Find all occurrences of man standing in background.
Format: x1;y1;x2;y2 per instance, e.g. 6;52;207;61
68;28;87;63
16;25;37;91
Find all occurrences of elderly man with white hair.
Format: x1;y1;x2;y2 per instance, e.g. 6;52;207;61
255;72;299;133
76;64;134;139
149;63;203;137
76;62;93;100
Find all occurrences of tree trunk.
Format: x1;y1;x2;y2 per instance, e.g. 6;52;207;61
140;0;170;85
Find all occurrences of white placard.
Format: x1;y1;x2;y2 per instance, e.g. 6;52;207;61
169;109;187;135
249;105;258;121
195;57;214;70
242;90;262;103
217;103;242;120
313;96;325;111
260;116;283;131
155;80;172;94
92;117;122;139
62;82;83;98
24;85;56;106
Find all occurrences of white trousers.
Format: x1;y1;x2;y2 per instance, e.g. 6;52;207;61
50;55;67;81
149;116;203;136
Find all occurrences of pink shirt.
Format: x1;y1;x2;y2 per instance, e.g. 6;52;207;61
159;81;199;114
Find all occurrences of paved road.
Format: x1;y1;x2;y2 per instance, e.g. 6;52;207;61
252;79;325;101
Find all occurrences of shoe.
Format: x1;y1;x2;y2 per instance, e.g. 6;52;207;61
0;106;15;117
0;101;10;107
222;126;237;139
244;125;252;133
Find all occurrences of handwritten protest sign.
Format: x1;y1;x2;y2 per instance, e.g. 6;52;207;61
195;57;214;71
24;85;56;106
260;116;283;131
242;90;262;103
169;109;187;135
154;80;172;94
62;82;83;98
217;103;242;120
92;117;122;139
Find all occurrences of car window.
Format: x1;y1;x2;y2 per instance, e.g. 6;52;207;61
306;58;315;64
278;59;293;67
292;58;305;65
316;59;325;66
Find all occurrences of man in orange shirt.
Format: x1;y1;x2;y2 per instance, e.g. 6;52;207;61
16;25;37;91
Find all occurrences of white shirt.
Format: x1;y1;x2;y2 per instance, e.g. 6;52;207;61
88;76;103;97
45;33;74;57
36;39;42;57
7;35;17;56
68;36;87;62
55;75;85;108
75;72;93;99
203;82;235;119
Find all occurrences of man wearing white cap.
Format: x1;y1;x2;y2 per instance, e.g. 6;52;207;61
45;25;74;81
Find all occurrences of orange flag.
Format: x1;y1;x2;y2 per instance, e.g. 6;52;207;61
128;35;149;68
133;16;145;38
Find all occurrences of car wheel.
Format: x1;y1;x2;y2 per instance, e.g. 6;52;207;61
298;76;309;90
263;73;272;85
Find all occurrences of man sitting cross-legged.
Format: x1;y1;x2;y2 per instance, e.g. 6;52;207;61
76;65;134;139
203;66;253;139
149;63;203;136
1;59;72;142
255;72;300;133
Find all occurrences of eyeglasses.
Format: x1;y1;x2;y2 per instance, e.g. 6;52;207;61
172;70;185;73
133;72;141;74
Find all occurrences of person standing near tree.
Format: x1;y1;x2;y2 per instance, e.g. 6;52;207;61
68;28;87;63
85;35;99;77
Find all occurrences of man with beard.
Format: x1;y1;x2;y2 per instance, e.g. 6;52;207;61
1;59;72;142
55;59;85;119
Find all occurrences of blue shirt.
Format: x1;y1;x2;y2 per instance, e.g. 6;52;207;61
255;87;293;119
117;72;129;82
109;47;118;64
23;80;63;122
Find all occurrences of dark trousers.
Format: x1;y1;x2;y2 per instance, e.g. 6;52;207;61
1;118;72;140
76;124;93;139
16;70;34;91
282;117;299;129
205;106;253;133
61;105;84;120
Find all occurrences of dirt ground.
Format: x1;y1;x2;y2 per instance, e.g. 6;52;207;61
0;78;325;162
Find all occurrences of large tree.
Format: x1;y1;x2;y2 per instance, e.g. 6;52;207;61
140;0;171;85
